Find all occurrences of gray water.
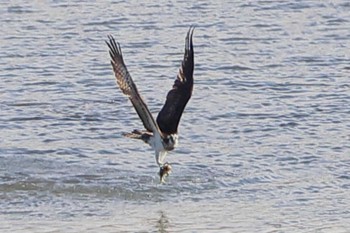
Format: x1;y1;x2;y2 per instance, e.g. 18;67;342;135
1;1;350;232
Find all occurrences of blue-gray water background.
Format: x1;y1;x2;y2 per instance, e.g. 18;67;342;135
1;1;350;232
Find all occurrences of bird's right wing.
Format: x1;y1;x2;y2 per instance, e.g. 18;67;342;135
106;35;161;135
156;27;194;135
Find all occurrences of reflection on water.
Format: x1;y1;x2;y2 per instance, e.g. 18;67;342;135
156;211;170;233
1;0;350;232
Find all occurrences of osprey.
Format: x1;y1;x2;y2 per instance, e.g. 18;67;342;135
106;27;194;183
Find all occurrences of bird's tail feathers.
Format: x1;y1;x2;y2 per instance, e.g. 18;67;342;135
123;132;142;139
122;130;152;143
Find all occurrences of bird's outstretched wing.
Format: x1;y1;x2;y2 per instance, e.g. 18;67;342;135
156;27;194;135
106;35;161;135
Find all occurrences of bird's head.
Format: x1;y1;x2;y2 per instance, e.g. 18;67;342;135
162;134;178;151
159;162;172;183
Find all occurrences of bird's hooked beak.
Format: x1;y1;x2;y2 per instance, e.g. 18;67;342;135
159;163;172;183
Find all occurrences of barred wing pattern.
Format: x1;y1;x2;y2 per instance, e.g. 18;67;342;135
106;36;161;135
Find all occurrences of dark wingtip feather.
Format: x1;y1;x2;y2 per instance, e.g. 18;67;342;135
185;26;195;52
189;26;194;51
183;27;194;78
106;34;124;64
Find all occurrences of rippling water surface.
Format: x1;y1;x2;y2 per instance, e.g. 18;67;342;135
1;1;350;232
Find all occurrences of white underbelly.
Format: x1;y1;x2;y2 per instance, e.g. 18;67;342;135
148;134;164;152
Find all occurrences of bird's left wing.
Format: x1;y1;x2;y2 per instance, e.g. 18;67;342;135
156;27;194;135
106;35;162;135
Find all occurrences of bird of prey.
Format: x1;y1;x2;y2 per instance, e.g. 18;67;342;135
106;27;194;183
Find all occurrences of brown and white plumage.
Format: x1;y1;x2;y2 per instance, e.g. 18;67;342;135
106;27;194;182
106;36;161;135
